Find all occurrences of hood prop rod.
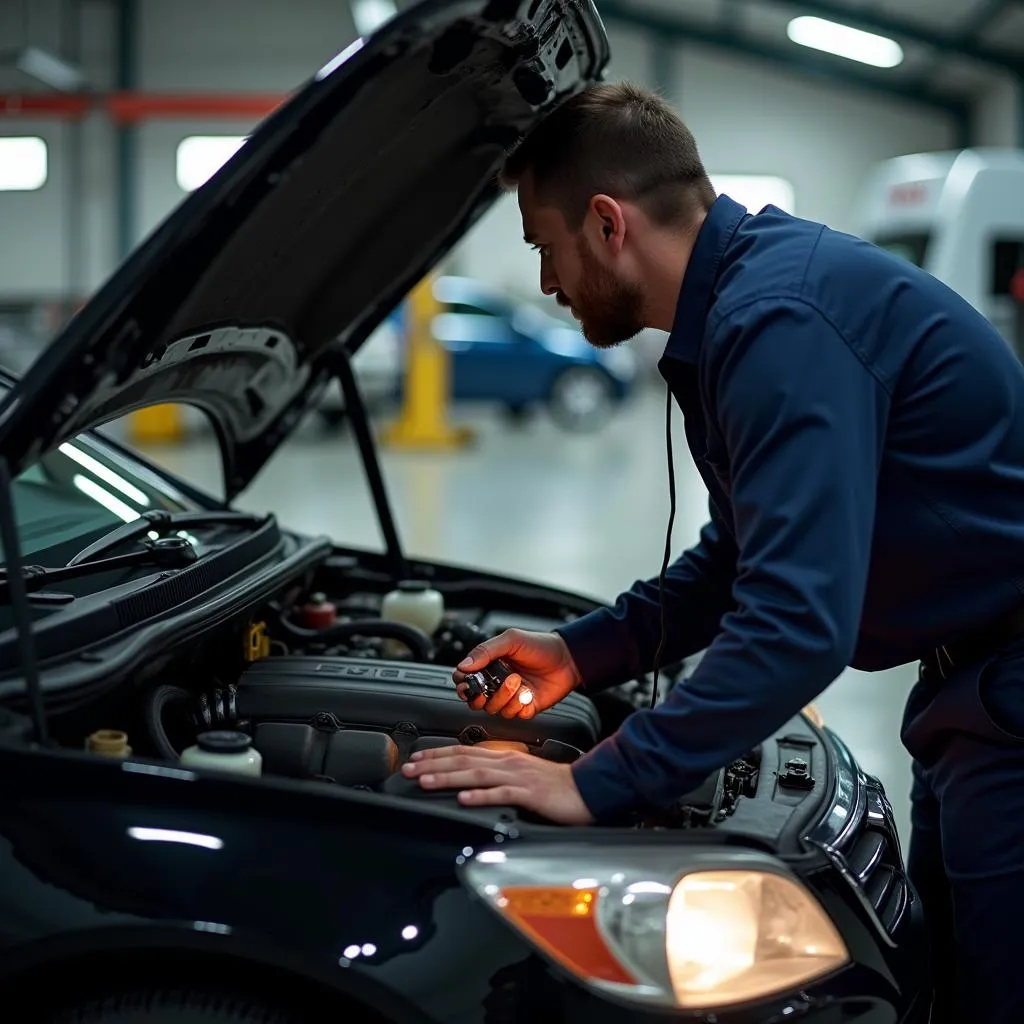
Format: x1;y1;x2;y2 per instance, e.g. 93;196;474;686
0;458;50;746
329;345;408;581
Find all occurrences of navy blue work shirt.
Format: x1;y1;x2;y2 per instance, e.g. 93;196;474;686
561;193;1024;823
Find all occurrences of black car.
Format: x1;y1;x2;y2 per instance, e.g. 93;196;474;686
0;1;928;1021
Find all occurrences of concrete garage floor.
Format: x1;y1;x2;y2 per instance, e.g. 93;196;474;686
138;380;917;845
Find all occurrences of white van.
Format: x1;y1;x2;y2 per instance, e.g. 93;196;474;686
857;148;1024;356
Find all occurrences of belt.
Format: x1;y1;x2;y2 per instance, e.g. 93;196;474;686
923;605;1024;681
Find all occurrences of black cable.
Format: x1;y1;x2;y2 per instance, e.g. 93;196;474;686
650;384;677;709
145;684;191;760
277;616;433;660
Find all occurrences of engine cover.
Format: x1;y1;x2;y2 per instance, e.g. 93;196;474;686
236;656;601;785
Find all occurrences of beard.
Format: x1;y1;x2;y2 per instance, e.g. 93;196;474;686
559;236;645;349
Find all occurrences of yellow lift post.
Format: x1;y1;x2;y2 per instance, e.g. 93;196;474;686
381;274;475;450
128;404;184;444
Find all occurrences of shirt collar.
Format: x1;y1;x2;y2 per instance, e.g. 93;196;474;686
662;194;747;365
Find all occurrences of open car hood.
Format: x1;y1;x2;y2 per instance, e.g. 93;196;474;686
0;0;608;498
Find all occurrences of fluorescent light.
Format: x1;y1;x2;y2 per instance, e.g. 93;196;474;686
0;137;47;191
127;827;223;850
59;443;150;506
72;474;142;523
350;0;397;36
15;46;85;91
176;135;247;192
787;16;903;68
711;174;795;214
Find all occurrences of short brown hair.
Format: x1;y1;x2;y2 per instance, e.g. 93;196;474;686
500;82;716;230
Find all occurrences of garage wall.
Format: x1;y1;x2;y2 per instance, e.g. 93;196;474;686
456;27;957;301
0;0;117;300
0;1;976;307
974;75;1022;147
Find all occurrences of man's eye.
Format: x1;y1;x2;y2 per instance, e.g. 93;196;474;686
531;244;549;257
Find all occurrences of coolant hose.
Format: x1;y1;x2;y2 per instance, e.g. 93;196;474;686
279;616;433;660
146;684;192;760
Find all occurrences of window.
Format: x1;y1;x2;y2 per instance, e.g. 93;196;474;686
991;239;1024;297
711;174;795;215
0;137;47;191
873;233;931;268
0;405;195;566
176;135;247;192
987;238;1024;361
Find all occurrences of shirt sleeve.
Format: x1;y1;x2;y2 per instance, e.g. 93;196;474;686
554;499;738;692
571;299;890;821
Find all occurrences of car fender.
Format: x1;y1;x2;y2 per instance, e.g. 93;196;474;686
0;924;434;1023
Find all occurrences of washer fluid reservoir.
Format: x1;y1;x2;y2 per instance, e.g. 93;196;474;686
180;730;262;777
381;580;445;638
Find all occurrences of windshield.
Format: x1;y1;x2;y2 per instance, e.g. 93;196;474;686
0;407;198;568
873;232;931;268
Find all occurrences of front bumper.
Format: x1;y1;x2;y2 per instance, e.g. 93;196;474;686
453;728;929;1024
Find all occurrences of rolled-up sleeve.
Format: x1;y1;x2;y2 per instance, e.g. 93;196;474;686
571;299;891;821
555;500;738;692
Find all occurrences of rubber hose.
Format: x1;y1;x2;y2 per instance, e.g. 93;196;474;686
278;616;433;660
145;684;192;760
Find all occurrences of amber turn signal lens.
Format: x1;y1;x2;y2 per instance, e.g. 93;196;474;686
498;886;636;985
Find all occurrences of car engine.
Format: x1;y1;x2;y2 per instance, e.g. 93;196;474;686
50;573;762;829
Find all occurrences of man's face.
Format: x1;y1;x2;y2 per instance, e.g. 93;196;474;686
518;172;645;349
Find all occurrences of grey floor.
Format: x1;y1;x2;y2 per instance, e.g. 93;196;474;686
140;381;917;844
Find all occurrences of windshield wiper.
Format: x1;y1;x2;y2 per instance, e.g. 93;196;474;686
0;536;198;603
67;509;269;566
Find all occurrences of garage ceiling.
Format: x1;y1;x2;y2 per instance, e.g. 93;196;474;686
597;0;1024;124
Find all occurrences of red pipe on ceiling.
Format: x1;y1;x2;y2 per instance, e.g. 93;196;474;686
0;94;90;118
0;92;286;122
106;92;286;123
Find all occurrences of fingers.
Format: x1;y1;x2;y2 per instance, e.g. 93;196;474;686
402;747;516;792
456;628;523;673
503;691;537;720
457;785;527;807
408;745;505;765
454;677;488;711
483;671;522;715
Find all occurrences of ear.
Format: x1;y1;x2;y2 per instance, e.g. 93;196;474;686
587;194;626;255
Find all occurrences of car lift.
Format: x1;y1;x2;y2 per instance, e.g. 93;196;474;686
381;274;475;450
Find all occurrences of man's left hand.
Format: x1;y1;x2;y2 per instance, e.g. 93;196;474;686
401;746;595;825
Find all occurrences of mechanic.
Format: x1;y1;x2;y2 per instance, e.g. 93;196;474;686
399;82;1024;1021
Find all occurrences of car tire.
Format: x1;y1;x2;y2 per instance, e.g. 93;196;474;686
45;989;300;1024
547;367;614;432
502;403;530;425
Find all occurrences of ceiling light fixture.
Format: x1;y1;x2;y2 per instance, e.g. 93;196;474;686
14;45;86;91
786;16;904;68
350;0;397;36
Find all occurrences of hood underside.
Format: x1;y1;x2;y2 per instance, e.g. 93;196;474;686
0;0;608;498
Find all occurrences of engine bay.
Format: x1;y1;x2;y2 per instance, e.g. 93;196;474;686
3;556;824;834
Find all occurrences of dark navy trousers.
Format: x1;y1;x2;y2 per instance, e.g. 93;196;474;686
901;640;1024;1022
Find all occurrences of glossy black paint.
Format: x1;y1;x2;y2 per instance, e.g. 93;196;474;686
0;716;927;1023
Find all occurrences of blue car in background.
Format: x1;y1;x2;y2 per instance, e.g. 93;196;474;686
433;276;637;430
332;276;638;432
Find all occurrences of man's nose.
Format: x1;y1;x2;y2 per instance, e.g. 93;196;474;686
540;258;558;296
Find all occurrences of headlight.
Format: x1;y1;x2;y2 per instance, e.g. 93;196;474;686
461;845;848;1011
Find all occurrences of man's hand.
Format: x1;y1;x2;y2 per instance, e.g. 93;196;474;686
401;745;595;825
453;628;583;720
